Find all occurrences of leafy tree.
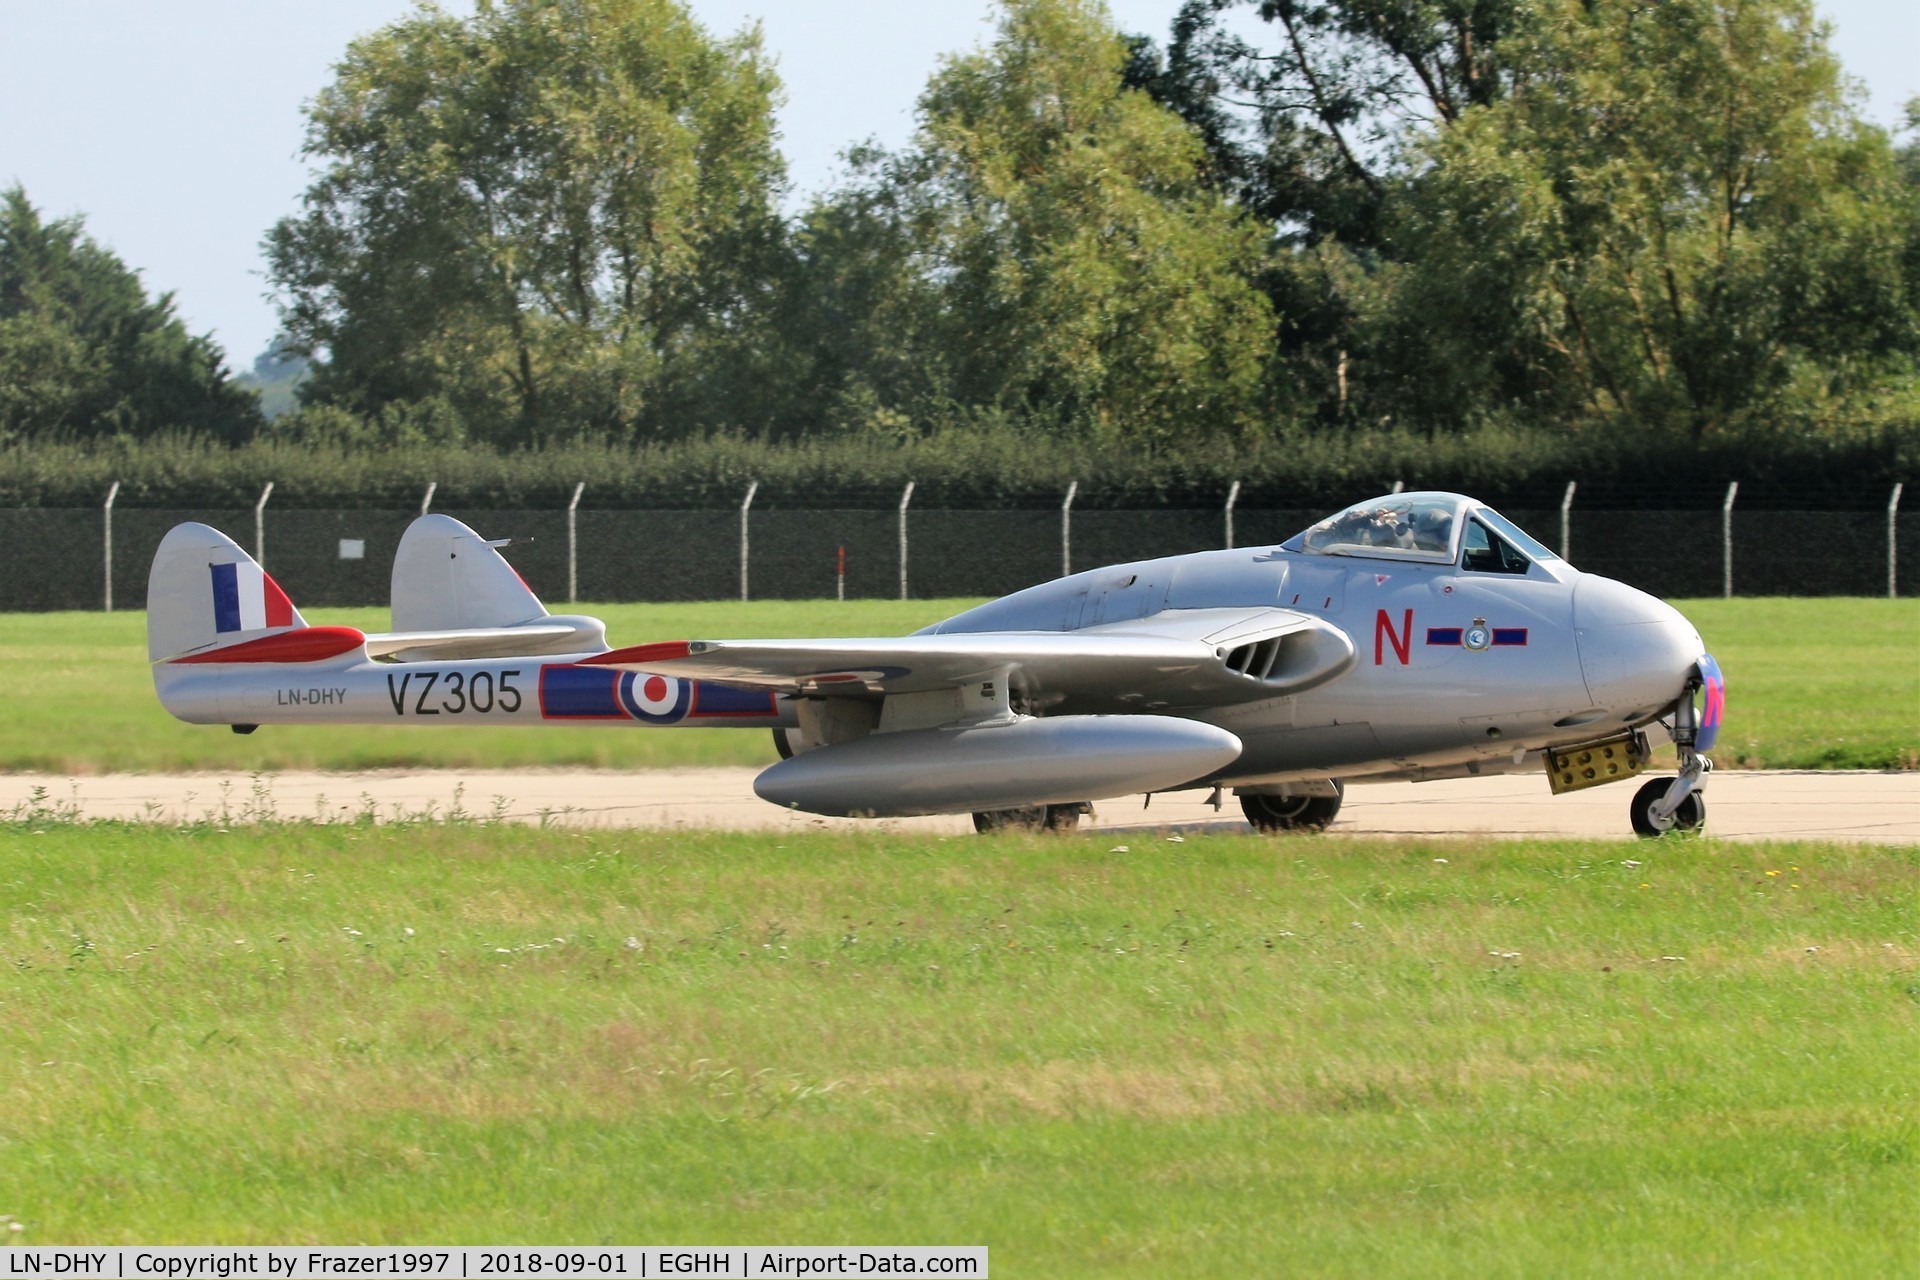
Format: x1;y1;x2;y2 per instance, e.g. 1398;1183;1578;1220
1122;0;1530;424
1134;0;1526;243
763;155;949;439
0;186;259;444
1367;0;1919;438
266;0;787;444
795;0;1278;448
1900;98;1920;187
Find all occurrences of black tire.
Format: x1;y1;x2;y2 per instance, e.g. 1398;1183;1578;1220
1239;782;1344;833
1629;778;1707;837
972;803;1085;834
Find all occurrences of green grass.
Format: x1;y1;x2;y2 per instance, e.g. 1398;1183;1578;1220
0;597;1911;772
3;818;1916;1272
1690;598;1919;769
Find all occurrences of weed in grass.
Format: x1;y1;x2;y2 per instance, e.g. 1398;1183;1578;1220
3;782;84;825
0;773;527;834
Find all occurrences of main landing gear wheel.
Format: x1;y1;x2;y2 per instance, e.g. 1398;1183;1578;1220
972;803;1087;834
1630;778;1707;837
1239;782;1344;834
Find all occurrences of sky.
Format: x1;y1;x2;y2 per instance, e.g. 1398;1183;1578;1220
1;0;1915;370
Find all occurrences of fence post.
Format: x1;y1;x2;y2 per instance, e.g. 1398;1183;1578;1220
253;481;275;565
837;546;846;602
1559;481;1576;561
1891;483;1905;600
1391;479;1404;494
1224;480;1241;550
1061;480;1078;578
1721;481;1739;599
739;481;758;603
897;480;915;601
102;480;120;612
567;482;585;603
420;482;437;516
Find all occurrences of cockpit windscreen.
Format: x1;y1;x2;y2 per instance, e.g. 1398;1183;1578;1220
1474;506;1561;562
1290;494;1462;562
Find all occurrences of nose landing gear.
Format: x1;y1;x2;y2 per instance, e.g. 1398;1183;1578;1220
1631;667;1715;837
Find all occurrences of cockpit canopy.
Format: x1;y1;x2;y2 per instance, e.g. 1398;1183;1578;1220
1284;492;1563;570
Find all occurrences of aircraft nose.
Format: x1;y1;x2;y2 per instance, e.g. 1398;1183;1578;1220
1572;575;1704;719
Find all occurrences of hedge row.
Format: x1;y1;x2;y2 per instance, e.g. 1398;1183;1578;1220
3;424;1913;511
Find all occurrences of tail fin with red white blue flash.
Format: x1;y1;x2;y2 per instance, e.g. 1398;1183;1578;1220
146;522;349;663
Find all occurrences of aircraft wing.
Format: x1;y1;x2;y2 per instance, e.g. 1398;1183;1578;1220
579;607;1356;710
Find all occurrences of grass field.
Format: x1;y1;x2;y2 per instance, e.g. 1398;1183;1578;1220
1693;599;1918;769
3;817;1915;1272
0;597;1912;772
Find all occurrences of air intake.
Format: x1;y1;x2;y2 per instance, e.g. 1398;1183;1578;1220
1225;636;1286;680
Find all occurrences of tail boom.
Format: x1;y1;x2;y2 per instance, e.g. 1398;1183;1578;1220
148;514;790;732
155;655;792;730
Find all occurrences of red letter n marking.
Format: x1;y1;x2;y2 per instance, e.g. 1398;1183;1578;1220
1375;608;1413;666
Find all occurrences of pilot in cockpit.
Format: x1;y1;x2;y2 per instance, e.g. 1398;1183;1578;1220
1315;506;1398;547
1319;504;1445;550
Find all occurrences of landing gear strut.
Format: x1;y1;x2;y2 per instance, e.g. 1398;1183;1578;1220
1632;673;1713;837
972;803;1088;834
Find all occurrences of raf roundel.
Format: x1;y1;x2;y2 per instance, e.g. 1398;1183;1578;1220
620;672;690;723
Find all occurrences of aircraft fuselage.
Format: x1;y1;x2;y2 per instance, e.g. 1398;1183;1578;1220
926;540;1704;789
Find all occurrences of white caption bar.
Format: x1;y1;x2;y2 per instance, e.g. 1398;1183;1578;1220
0;1249;986;1279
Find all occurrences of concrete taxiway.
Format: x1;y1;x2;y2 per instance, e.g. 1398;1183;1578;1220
0;768;1913;842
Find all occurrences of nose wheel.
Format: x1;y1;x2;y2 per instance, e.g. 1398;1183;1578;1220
1630;778;1706;835
1629;747;1710;837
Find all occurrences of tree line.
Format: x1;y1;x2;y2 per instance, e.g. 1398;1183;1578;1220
7;0;1920;464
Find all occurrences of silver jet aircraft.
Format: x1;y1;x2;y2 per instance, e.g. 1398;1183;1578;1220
147;493;1725;836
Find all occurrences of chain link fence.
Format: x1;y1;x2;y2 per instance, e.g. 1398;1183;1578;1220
4;487;1912;612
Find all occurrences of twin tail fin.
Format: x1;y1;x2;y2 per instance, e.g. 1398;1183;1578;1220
145;523;354;664
373;514;603;659
146;515;603;667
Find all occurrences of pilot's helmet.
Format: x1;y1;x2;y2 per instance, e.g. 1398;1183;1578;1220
1359;508;1399;545
1327;509;1372;541
1413;508;1453;552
